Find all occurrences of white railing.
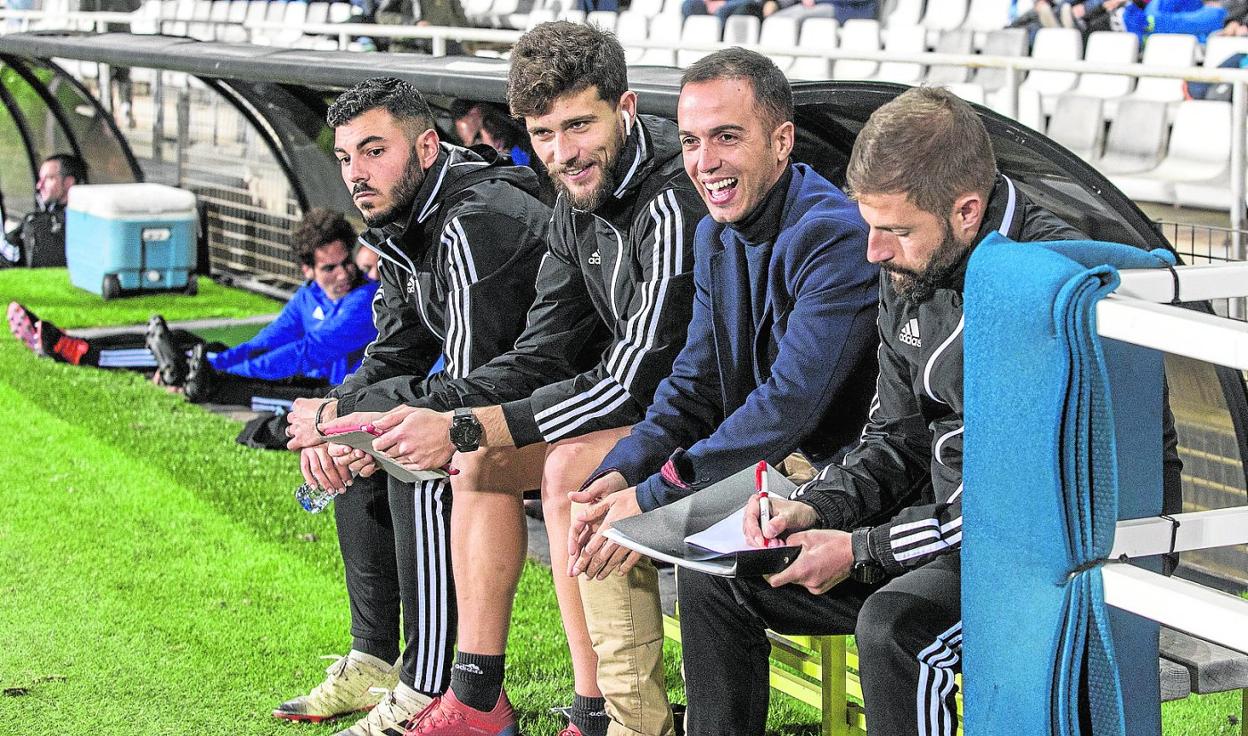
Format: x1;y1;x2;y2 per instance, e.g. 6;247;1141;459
1098;263;1248;655
5;7;1248;248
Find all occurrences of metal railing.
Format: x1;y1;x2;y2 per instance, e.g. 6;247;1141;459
5;7;1248;241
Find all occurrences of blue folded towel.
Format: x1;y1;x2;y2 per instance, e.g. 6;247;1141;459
963;233;1174;736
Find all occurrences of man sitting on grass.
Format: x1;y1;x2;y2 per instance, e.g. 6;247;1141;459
6;208;379;407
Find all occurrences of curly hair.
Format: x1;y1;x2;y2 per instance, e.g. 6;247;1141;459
291;208;357;267
507;21;628;119
326;76;435;141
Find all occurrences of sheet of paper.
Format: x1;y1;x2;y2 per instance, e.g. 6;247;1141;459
684;507;759;554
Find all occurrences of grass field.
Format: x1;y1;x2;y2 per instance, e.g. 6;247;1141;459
0;269;1241;735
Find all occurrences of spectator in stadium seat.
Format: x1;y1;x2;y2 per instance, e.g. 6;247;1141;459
1119;0;1248;41
762;0;876;22
682;0;764;23
6;208;379;407
0;153;86;269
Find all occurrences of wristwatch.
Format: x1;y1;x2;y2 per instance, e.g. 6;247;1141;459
850;527;886;585
449;407;483;453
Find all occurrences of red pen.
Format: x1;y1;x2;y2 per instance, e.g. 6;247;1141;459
755;460;775;548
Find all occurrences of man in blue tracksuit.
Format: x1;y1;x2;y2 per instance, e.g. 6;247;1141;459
567;47;878;620
10;208;378;408
151;209;379;404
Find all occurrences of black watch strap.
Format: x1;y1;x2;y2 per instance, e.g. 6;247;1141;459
850;527;886;585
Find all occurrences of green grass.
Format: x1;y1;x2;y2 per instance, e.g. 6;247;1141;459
0;273;1237;735
1;268;280;329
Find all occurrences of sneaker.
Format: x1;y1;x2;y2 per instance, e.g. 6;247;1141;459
273;654;399;724
145;315;186;386
36;321;88;365
182;343;215;403
404;689;518;736
7;302;39;352
333;688;431;736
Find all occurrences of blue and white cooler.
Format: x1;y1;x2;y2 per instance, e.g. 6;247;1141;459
66;183;199;299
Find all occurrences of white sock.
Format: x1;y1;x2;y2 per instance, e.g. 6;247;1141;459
394;680;427;708
348;649;394;672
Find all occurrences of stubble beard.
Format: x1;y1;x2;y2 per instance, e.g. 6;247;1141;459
359;147;425;229
883;219;972;304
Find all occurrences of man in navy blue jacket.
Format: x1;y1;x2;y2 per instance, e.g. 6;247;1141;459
567;48;879;602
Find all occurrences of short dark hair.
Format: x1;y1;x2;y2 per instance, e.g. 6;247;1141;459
845;86;996;218
507;21;628;118
680;47;793;128
450;99;526;150
291;208;356;268
326;77;436;141
45;153;87;185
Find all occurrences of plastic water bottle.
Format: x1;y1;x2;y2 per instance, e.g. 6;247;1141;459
295;482;335;513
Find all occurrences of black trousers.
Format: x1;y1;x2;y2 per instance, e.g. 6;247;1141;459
678;553;962;736
333;471;402;664
81;329;330;405
335;472;456;696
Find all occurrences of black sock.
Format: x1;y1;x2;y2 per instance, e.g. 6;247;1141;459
449;651;505;712
569;694;609;736
352;636;400;666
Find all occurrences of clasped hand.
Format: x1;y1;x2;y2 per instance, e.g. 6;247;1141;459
567;471;644;580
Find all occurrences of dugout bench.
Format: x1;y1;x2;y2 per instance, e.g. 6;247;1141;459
663;615;1248;735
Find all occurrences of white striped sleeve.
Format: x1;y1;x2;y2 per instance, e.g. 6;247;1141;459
532;189;687;443
441;216;479;380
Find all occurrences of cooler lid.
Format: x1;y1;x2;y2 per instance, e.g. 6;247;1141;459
68;183;198;220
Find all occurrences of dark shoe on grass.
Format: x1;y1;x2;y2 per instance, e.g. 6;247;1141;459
145;315;186;386
183;343;215;403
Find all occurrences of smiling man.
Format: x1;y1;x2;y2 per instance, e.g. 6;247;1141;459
563;45;878;708
281;77;552;736
320;23;706;736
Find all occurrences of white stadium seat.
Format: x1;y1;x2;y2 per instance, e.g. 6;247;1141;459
723;14;759;45
679;15;722;67
874;22;925;84
759;15;800;73
834;18;879;80
1069;31;1137;102
789;16;838;80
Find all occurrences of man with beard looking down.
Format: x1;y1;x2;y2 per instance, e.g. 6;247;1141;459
674;85;1095;736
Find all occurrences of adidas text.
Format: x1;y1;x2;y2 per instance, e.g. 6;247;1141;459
898;318;921;348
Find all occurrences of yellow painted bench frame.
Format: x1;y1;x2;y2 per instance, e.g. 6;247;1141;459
663;614;960;736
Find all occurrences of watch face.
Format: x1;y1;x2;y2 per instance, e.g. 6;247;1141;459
451;412;482;451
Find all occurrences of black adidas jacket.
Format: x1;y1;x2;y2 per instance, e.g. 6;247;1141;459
332;144;551;410
793;175;1182;575
349;115;707;446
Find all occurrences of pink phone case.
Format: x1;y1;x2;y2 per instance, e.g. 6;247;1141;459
322;423;381;437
